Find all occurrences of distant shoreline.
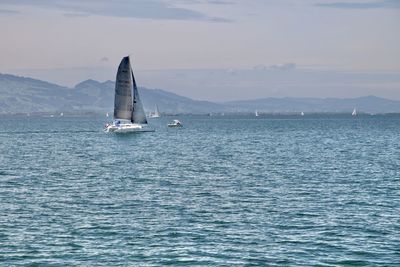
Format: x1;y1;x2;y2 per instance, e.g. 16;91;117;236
1;111;400;117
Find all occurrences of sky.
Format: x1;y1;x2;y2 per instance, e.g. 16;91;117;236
0;0;399;101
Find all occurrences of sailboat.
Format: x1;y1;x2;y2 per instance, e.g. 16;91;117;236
104;56;154;133
149;104;160;118
255;110;259;117
352;108;357;116
301;111;304;116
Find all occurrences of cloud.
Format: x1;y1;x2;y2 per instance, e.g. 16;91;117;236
173;0;235;5
63;12;90;18
0;0;231;22
0;9;19;15
317;0;400;9
206;0;235;5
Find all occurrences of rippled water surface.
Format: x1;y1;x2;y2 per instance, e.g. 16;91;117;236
1;115;399;266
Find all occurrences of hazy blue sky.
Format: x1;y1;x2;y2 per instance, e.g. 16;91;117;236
0;0;399;100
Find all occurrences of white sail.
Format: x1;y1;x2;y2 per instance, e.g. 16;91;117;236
154;105;160;117
255;110;259;117
352;108;357;116
149;104;161;118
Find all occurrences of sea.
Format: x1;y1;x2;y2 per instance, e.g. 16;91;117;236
0;114;399;266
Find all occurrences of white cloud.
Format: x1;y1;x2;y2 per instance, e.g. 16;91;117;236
0;0;231;22
316;0;400;9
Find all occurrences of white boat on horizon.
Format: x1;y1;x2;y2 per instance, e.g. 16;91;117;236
104;56;154;133
149;104;161;118
255;110;259;117
352;108;357;116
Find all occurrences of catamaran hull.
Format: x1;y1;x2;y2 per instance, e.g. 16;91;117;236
167;124;182;128
105;124;154;133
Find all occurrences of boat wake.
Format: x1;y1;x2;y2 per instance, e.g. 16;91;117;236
0;130;100;134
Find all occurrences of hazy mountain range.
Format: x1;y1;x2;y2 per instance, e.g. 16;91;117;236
1;73;399;114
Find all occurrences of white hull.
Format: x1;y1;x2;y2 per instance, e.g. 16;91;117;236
168;119;182;127
168;124;182;128
105;123;154;133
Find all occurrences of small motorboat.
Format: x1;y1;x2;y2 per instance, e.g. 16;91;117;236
168;119;183;127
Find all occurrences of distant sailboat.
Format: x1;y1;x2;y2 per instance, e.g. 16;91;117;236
255;110;259;117
104;56;154;133
149;104;160;118
301;111;304;116
60;112;64;117
352;108;357;116
106;112;109;117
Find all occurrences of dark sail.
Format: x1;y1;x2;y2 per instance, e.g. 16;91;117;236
113;56;147;124
114;57;133;120
131;71;148;124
